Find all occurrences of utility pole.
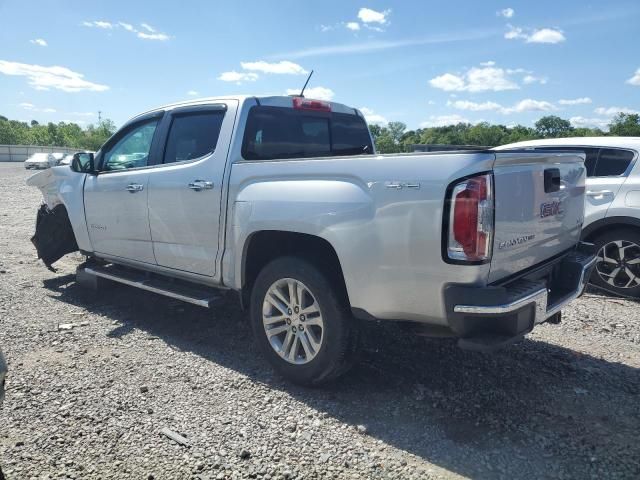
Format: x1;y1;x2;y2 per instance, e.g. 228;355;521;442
98;111;102;123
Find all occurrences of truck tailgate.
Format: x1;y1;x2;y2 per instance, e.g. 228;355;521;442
488;151;586;284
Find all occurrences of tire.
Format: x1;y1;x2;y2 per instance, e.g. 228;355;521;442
250;256;357;386
590;228;640;298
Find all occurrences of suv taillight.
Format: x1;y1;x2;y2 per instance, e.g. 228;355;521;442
447;173;494;262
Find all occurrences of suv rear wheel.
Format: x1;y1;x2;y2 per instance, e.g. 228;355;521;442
591;228;640;297
250;256;357;386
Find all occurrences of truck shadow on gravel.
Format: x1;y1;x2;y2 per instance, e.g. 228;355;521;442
43;274;640;479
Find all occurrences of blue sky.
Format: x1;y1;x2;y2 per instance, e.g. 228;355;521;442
1;0;639;131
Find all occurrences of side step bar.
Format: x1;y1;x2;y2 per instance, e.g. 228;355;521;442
77;264;223;308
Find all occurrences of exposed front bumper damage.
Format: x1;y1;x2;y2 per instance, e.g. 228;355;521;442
31;204;79;271
445;244;597;351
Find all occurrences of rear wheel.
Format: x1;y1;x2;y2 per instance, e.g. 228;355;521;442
590;228;640;297
250;256;357;386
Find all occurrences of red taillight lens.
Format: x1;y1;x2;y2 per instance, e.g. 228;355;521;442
292;97;332;112
447;173;494;262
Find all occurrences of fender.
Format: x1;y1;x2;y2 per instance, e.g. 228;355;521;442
582;215;640;240
26;166;92;254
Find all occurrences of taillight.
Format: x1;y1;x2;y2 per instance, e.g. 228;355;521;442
447;173;494;262
292;97;332;112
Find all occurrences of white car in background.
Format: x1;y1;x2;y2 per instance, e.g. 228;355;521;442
24;152;57;169
496;137;640;297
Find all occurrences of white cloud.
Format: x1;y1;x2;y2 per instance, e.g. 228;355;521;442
498;8;515;18
83;20;113;29
137;32;169;41
558;97;592;105
19;102;56;113
357;8;390;24
504;99;556;113
448;100;503;112
626;68;640;86
0;60;109;92
346;22;360;31
285;86;334;101
594;106;639;116
430;65;519;92
523;74;547;84
527;28;565;44
319;24;334;32
480;60;496;67
140;23;156;33
187;90;199;96
505;25;565;43
448;98;556;114
359;107;387;125
570;116;609;130
217;71;259;83
241;60;308;75
420;114;471;128
30;39;47;47
85;20;170;40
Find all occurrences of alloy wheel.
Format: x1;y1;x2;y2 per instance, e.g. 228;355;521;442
596;240;640;289
262;278;324;365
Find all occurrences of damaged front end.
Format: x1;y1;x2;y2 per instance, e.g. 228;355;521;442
27;167;85;271
31;204;79;271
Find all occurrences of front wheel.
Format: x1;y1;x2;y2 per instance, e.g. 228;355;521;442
590;228;640;297
250;256;357;386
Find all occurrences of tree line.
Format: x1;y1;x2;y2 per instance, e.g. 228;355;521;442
370;113;640;153
0;116;117;151
1;112;639;154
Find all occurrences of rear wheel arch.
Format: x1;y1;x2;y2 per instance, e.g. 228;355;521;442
582;216;640;242
240;230;350;310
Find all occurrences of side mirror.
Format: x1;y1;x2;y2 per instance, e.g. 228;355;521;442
71;152;95;173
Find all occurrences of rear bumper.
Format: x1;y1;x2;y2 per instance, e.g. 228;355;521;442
444;244;596;351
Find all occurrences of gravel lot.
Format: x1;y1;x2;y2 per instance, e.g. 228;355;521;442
0;162;639;479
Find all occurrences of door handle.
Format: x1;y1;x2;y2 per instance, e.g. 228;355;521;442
188;180;214;191
586;190;613;198
126;183;144;193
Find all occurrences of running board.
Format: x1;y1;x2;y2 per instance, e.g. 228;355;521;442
78;264;223;308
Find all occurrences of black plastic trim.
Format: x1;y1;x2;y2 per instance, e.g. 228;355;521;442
581;216;640;240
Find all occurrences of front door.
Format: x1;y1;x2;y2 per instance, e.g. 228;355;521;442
147;101;237;276
84;116;162;264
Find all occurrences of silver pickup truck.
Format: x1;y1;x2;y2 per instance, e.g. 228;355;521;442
28;95;596;385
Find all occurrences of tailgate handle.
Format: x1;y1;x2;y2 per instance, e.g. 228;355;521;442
544;168;561;193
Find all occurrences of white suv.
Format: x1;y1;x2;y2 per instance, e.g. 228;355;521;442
496;137;640;297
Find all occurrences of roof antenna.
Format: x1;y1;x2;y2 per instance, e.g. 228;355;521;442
299;70;314;97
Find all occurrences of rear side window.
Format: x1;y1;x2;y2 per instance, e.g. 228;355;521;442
163;111;225;164
532;147;598;177
242;106;373;160
594;148;635;177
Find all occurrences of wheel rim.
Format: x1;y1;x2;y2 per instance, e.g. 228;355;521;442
596;240;640;289
262;278;324;365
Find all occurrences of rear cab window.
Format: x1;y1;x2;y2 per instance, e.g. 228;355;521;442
241;104;373;160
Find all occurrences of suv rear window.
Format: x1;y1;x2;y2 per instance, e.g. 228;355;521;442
594;148;635;177
242;106;373;160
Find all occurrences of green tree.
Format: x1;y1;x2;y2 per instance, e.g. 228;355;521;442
535;115;573;138
609;113;640;136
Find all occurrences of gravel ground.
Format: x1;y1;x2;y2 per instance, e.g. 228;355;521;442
0;162;639;479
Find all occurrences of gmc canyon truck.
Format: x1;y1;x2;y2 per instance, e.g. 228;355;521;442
27;95;596;385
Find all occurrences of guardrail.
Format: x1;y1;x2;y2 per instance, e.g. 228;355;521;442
0;145;78;162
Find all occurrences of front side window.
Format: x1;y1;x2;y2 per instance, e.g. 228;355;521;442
242;106;373;160
594;148;635;177
163;111;225;164
102;119;159;171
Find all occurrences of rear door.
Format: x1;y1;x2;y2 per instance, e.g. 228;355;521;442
84;114;162;264
146;101;237;277
489;151;586;283
586;148;635;221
